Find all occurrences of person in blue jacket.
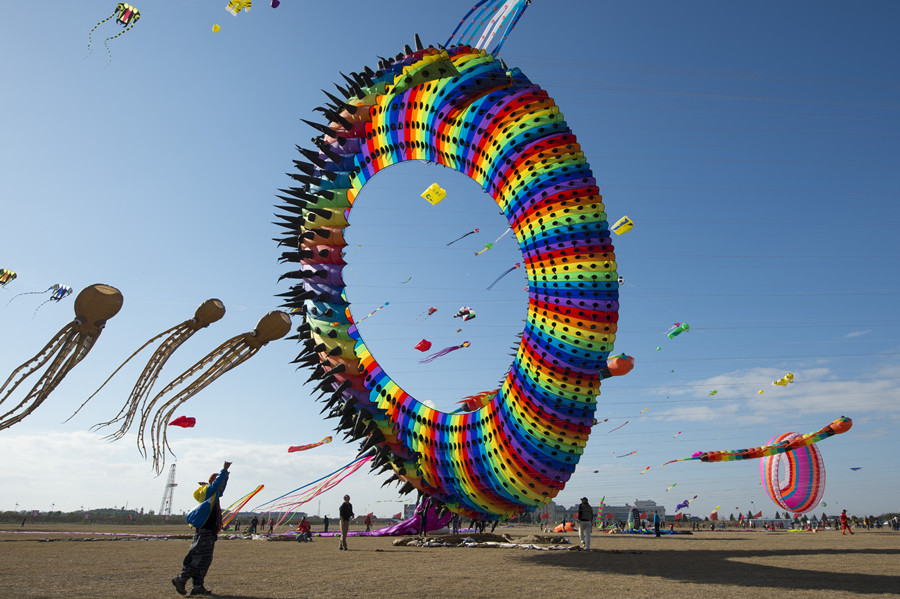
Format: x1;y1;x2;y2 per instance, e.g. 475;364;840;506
653;511;661;537
172;461;231;596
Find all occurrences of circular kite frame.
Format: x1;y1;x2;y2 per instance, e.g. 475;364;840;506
276;41;621;520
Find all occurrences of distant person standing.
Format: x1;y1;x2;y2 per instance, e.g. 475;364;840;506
323;515;330;533
841;510;854;535
653;511;661;537
576;497;594;550
172;461;230;596
419;503;428;537
338;496;354;550
267;518;274;535
365;514;372;532
249;515;258;534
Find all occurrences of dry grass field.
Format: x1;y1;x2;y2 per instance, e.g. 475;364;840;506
1;523;898;599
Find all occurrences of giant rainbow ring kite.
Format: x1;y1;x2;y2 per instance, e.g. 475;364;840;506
760;432;825;515
276;39;620;520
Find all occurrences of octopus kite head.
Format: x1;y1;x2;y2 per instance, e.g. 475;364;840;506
251;311;292;344
73;284;124;330
189;298;227;330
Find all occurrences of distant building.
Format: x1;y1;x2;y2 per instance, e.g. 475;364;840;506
600;499;667;525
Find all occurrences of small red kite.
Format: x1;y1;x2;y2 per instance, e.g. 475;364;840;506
168;416;196;428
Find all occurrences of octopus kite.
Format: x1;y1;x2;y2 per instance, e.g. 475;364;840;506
275;37;623;520
0;285;123;430
225;0;252;16
136;311;291;472
67;299;226;437
7;283;73;314
87;3;140;62
0;269;16;288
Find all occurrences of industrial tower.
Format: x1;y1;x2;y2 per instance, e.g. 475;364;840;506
159;463;177;520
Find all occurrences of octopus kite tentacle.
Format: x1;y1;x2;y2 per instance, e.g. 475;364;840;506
0;285;123;430
67;299;226;437
87;11;117;55
129;311;291;473
276;40;623;520
102;20;138;64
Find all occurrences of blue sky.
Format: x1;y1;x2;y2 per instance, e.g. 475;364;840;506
0;0;898;520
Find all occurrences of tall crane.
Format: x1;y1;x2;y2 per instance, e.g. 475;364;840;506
159;463;177;520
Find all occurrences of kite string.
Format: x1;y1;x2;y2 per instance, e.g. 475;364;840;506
250;455;370;513
266;457;372;529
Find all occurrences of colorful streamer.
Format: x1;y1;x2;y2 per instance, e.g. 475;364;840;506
288;435;332;453
419;341;471;364
486;263;521;290
445;0;533;55
222;484;265;528
252;456;371;528
354;301;388;324
446;228;479;246
608;421;629;434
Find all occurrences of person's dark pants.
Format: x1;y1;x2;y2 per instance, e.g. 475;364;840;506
180;529;217;587
654;523;660;537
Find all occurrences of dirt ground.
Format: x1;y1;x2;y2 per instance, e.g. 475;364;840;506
0;524;898;599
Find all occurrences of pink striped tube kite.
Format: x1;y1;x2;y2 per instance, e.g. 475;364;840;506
760;432;825;515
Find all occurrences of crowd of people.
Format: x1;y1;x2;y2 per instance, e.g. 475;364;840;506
172;466;898;596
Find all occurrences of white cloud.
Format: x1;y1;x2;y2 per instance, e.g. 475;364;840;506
0;431;410;517
843;330;870;339
654;363;900;424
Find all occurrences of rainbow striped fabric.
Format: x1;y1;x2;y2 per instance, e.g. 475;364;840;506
276;43;620;520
